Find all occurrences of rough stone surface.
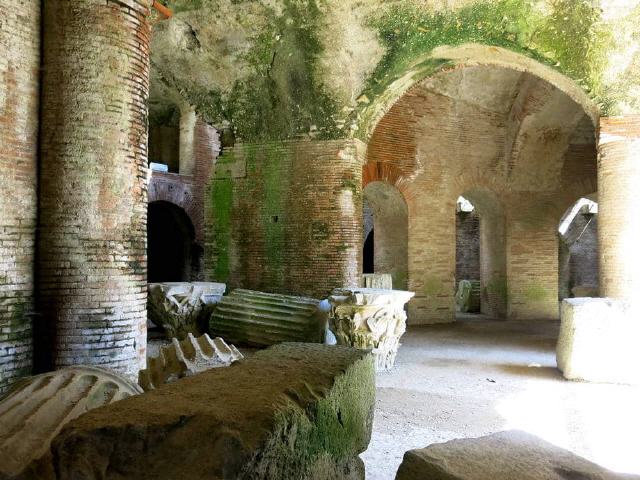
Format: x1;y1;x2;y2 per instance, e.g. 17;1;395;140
210;289;329;347
0;366;142;479
51;344;375;480
37;0;152;379
455;280;481;313
329;288;414;371
362;274;393;290
395;430;639;480
148;282;226;339
557;298;640;384
138;333;242;391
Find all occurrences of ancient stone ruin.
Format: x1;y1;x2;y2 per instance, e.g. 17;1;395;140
50;344;375;480
139;333;243;391
0;366;142;479
329;288;415;371
395;430;639;480
455;280;481;313
138;333;243;391
148;282;226;339
210;289;330;346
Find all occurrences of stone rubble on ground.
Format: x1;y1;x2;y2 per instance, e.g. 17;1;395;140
0;366;142;479
395;430;640;480
138;332;243;391
51;344;375;480
147;282;226;339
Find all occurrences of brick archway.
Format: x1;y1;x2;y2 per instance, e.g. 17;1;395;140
148;173;201;244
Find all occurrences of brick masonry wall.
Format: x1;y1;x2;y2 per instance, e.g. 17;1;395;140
598;116;640;301
206;139;364;299
363;182;409;290
365;67;596;323
37;0;151;380
566;213;599;292
0;0;39;392
456;211;480;284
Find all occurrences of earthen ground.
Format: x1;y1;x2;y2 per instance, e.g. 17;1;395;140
362;314;640;480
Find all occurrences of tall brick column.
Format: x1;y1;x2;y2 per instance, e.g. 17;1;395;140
598;116;640;301
0;0;40;391
37;0;151;379
505;196;559;320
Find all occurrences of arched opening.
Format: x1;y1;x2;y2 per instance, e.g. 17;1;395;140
147;201;197;282
362;182;408;290
455;196;481;314
558;197;599;299
364;58;597;323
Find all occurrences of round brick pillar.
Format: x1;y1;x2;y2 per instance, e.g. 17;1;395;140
598;116;640;301
38;0;151;379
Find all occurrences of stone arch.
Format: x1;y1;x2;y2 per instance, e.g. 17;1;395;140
362;181;409;290
356;43;600;143
148;178;198;238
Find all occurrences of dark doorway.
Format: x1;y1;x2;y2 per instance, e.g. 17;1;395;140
148;201;196;282
363;230;374;274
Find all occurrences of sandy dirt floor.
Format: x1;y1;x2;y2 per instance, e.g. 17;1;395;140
362;315;640;480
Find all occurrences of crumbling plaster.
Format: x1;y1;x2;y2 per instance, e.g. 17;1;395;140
150;0;640;142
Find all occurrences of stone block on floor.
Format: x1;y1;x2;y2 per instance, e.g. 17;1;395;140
395;430;639;480
557;298;640;384
51;343;375;480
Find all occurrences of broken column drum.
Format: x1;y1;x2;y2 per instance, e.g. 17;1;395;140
147;282;226;339
329;288;414;371
37;0;152;379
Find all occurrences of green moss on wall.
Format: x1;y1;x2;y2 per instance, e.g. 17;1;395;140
359;0;614;122
211;175;234;282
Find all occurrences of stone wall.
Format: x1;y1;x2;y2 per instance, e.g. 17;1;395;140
206;139;364;299
456;211;480;285
37;0;151;379
0;0;40;392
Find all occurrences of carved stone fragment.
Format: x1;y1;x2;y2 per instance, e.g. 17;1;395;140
329;288;414;371
148;282;226;339
210;289;329;346
455;279;481;313
0;366;142;479
51;344;375;480
138;333;243;391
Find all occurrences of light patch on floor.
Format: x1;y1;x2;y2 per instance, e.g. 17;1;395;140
362;316;640;480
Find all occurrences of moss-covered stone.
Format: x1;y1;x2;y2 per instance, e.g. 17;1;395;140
50;343;375;480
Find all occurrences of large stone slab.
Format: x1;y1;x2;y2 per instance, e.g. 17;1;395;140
395;430;640;480
557;298;640;384
51;344;375;480
210;289;329;347
148;282;226;339
329;288;414;371
0;366;142;479
138;333;243;391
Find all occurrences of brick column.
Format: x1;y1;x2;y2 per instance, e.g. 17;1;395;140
37;0;151;379
0;0;40;391
598;116;640;301
505;196;559;320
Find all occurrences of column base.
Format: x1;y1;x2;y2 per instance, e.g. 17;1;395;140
557;298;640;385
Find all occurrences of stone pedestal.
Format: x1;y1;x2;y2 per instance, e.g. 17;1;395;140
148;282;226;339
557;298;640;384
329;288;414;371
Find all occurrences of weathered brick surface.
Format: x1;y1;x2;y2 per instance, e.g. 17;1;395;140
149;118;219;282
207;139;364;299
0;0;40;392
365;66;596;323
598;116;640;301
37;0;151;380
